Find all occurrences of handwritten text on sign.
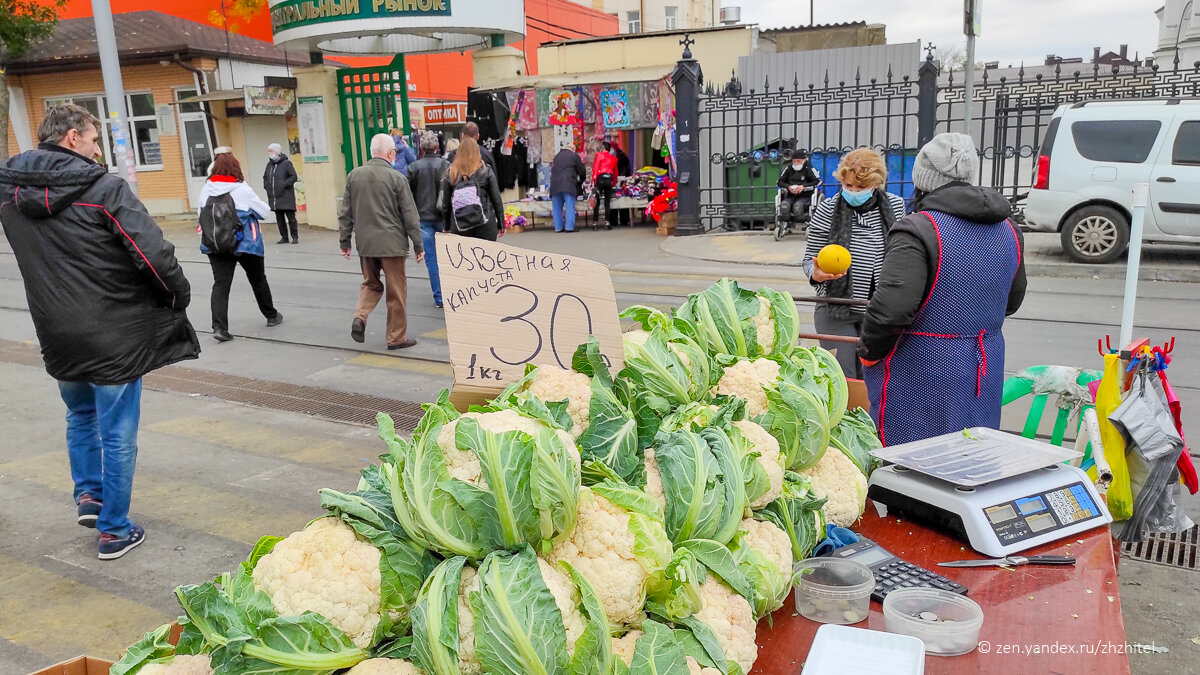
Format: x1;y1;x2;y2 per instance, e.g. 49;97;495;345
437;233;624;407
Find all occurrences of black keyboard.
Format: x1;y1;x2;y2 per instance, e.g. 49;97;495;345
872;561;967;603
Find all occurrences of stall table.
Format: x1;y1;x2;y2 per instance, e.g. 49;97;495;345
505;197;650;230
755;509;1127;674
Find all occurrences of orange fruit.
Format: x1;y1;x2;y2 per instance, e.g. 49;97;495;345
817;245;852;275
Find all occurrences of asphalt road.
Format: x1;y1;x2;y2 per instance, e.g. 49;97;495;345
0;222;1197;673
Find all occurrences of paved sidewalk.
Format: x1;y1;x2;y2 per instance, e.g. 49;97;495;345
660;230;1200;282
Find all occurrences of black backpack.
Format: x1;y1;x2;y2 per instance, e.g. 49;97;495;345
199;192;240;253
450;175;487;233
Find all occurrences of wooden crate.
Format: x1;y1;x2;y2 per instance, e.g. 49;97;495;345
655;211;677;236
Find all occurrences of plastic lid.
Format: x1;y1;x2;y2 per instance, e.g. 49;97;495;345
802;624;926;675
869;427;1081;486
793;557;876;599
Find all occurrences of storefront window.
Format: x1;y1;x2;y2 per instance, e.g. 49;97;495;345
44;92;161;170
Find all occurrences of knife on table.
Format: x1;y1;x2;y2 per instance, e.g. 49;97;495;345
938;555;1077;568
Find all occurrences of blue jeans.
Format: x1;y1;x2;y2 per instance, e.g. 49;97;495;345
420;220;443;304
551;193;577;232
58;379;142;536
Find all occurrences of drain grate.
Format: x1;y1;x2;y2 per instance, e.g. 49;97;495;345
0;340;427;433
1121;525;1200;571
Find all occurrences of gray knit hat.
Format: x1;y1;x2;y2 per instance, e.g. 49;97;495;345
912;132;978;192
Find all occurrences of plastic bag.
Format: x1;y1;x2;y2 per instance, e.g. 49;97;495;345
1091;354;1132;520
1110;368;1195;541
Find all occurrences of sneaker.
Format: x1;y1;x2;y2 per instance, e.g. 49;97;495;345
351;318;365;343
276;238;289;244
213;329;233;342
291;239;299;244
98;524;145;560
77;494;102;528
267;312;284;327
434;301;443;309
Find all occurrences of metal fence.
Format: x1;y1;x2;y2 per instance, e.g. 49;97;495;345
686;45;1200;233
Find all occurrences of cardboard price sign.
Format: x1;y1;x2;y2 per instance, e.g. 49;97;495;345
437;233;624;408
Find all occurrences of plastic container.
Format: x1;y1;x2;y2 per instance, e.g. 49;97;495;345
792;557;875;624
882;587;984;656
802;624;926;675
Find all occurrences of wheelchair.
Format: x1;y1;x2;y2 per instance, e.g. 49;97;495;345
774;188;823;241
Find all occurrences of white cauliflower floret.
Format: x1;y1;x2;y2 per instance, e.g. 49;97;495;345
715;358;781;417
738;517;793;575
733;420;784;508
137;654;213;675
694;577;758;674
436;408;580;486
252;517;382;649
687;656;723;675
345;658;424;675
753;296;776;353
642;447;666;513
456;566;482;675
546;488;652;625
800;447;868;528
537;557;588;656
611;629;642;666
527;366;593;438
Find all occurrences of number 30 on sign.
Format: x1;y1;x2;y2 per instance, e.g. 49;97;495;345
436;233;625;409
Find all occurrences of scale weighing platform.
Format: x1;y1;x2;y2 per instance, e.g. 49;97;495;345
866;428;1113;557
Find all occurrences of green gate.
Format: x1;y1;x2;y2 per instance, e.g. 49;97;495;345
336;54;412;175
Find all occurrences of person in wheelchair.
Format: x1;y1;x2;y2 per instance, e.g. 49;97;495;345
777;150;821;224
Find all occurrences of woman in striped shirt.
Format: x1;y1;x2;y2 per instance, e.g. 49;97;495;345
802;148;907;379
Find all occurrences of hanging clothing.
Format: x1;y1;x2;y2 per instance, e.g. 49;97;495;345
861;184;1024;446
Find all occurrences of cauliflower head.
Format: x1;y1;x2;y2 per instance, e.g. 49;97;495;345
537;557;588;656
800;447;868;528
436;408;580;486
687;656;723;675
526;366;593;439
137;654;213;675
456;566;483;675
252;517;382;649
624;329;692;369
546;487;660;626
733;420;784;509
694;577;758;674
737;517;793;575
752;296;776;354
715;358;781;417
345;658;424;675
611;629;642;667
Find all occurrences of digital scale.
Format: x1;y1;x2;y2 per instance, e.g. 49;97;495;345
866;428;1113;557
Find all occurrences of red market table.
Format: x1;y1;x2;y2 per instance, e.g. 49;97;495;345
754;509;1127;674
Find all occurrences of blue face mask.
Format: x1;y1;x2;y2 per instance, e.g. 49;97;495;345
842;188;873;206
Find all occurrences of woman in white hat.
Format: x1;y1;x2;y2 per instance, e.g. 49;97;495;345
858;132;1027;446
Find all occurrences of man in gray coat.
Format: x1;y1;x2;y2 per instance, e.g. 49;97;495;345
339;134;425;349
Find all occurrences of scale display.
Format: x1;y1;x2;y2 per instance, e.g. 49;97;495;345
983;481;1103;545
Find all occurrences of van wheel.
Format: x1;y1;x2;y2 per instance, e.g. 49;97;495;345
1060;206;1129;264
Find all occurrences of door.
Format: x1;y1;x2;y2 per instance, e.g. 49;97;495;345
336;55;411;175
175;88;213;210
1150;117;1200;237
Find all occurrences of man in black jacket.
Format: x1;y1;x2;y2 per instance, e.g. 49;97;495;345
0;104;200;560
264;143;300;244
777;150;821;225
407;131;451;308
549;144;586;232
447;121;497;176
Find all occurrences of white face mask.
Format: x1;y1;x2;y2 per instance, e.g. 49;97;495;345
792;162;803;170
268;153;278;161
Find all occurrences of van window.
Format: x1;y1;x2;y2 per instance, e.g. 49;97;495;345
1070;120;1162;163
1172;121;1200;165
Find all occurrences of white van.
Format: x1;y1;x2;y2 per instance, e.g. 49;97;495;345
1024;99;1200;263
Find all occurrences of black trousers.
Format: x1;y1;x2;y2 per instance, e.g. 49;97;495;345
274;209;299;242
593;175;614;224
814;304;864;379
209;253;278;332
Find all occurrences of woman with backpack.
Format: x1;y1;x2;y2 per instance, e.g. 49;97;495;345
439;137;504;241
198;153;283;342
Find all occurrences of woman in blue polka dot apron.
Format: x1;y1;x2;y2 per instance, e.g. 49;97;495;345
858;133;1028;446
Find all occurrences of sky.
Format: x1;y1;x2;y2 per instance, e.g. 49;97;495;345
739;0;1163;67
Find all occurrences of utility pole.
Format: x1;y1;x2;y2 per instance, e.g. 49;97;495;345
963;0;981;134
91;0;137;194
810;1;814;26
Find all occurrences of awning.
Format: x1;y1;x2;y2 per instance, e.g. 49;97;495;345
475;64;675;92
171;89;245;105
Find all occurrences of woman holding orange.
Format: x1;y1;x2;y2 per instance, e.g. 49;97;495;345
802;148;906;378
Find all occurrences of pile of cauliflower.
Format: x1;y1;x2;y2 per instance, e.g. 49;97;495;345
113;280;877;675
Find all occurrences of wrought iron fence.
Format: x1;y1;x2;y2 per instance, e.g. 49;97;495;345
687;45;1200;233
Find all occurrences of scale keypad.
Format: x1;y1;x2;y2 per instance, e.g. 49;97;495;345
873;562;966;602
